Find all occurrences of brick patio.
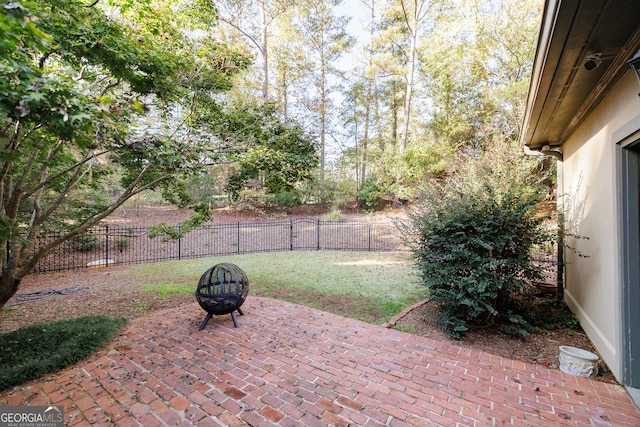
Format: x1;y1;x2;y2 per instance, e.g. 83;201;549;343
1;297;638;426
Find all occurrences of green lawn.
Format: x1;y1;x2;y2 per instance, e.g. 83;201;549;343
134;251;424;324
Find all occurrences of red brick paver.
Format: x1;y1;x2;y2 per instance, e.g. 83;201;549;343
1;297;638;426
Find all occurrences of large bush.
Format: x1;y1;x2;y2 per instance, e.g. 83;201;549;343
404;143;555;338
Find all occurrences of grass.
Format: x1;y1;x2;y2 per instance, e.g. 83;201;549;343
144;282;195;299
135;251;424;324
0;316;127;391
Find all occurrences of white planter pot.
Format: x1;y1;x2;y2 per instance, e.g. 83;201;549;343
558;345;599;378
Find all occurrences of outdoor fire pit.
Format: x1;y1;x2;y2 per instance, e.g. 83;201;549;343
195;262;249;330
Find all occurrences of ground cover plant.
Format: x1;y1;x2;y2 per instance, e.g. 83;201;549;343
0;316;127;391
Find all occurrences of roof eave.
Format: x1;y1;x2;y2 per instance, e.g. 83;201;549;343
521;0;562;151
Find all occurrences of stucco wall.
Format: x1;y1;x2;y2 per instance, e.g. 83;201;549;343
560;71;640;381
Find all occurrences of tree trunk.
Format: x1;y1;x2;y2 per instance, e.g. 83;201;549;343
319;64;326;196
360;0;375;190
261;4;269;102
0;271;23;321
399;18;418;154
391;80;399;148
361;81;371;190
281;68;288;119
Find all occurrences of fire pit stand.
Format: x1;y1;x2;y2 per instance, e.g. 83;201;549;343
195;263;249;330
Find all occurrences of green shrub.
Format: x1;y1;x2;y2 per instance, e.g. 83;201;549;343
526;294;582;332
357;178;383;207
184;171;226;205
72;234;100;252
268;190;302;207
322;205;344;221
404;142;554;339
114;237;131;249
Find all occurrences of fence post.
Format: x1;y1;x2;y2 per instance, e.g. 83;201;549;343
368;224;372;252
237;222;240;254
290;219;293;251
316;219;320;250
105;225;109;261
177;225;182;260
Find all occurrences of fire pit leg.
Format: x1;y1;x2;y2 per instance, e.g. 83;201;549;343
237;308;244;316
199;313;213;331
230;311;240;328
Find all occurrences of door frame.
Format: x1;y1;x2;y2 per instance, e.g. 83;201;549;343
619;137;640;387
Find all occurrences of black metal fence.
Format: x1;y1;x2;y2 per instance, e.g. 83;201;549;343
32;218;407;273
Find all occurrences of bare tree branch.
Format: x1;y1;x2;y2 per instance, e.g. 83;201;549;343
38;52;52;70
218;16;264;54
100;79;121;96
17;164;169;277
31;155;88;229
75;64;89;81
25;149;109;198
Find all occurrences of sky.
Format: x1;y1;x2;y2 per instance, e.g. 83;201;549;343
336;0;372;70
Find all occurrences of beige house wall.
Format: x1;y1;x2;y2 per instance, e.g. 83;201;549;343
560;71;640;381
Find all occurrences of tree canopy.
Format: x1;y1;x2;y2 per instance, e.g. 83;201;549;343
0;0;252;311
213;0;543;201
206;103;318;200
